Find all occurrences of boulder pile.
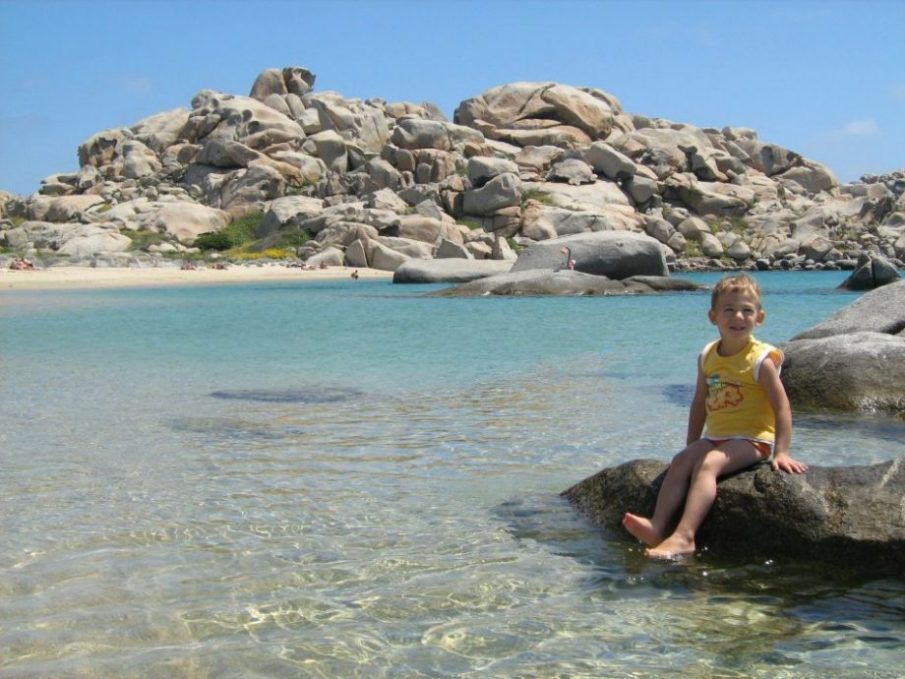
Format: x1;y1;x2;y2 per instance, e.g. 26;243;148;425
1;66;903;276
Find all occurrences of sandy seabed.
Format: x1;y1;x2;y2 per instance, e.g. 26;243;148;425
0;264;392;292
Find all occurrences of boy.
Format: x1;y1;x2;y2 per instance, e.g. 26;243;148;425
622;274;808;559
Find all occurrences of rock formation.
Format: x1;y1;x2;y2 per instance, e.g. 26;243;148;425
562;457;904;574
782;280;905;412
1;67;903;274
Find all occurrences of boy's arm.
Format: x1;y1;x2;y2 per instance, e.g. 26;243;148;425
686;367;708;445
758;358;808;474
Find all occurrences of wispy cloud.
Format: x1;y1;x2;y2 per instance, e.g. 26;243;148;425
834;119;879;139
121;75;153;95
891;83;905;101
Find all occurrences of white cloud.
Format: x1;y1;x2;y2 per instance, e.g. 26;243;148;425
837;119;879;137
121;75;153;95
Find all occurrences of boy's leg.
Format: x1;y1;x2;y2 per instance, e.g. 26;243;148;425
646;439;764;558
622;439;716;546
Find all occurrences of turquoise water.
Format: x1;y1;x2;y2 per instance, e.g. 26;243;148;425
1;271;903;677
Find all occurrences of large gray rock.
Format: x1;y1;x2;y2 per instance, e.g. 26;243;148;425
390;118;484;152
782;333;905;411
433;271;701;296
510;231;668;279
393;258;511;284
462;172;522;216
838;254;901;291
561;458;904;574
782;280;905;412
793;279;905;339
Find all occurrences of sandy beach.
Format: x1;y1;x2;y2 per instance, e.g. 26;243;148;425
0;264;392;292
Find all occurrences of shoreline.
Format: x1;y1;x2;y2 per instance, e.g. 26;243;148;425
0;264;392;292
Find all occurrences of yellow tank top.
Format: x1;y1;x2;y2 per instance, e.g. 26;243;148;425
701;337;783;443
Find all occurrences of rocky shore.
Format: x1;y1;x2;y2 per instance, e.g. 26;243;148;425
1;66;903;278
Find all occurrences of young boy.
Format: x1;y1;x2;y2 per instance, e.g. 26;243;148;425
622;273;808;559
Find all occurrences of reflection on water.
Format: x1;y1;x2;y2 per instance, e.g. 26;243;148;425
1;277;903;677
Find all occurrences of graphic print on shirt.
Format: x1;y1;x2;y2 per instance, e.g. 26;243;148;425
706;372;743;412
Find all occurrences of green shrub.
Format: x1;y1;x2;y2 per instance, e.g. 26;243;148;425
458;218;484;231
193;231;233;251
521;188;556;206
276;229;309;249
195;212;265;252
684;241;703;258
121;228;167;251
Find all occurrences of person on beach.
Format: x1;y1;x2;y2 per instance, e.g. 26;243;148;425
622;273;808;559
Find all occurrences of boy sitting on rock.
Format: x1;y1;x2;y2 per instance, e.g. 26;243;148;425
623;273;808;559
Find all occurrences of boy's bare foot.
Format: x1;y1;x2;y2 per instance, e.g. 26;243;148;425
621;513;662;547
644;534;696;560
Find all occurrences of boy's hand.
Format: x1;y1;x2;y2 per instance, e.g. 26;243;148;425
772;453;808;474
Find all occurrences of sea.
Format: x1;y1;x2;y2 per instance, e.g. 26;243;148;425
1;270;903;678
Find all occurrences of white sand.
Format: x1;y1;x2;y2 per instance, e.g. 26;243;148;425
0;264;392;292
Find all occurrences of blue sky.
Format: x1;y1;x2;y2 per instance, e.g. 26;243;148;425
1;0;903;196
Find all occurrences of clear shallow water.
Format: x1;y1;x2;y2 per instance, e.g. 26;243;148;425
1;271;903;677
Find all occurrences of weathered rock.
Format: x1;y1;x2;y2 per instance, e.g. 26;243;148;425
781;280;905;412
839;254;902;290
304;91;390;153
29;194;106;222
794;279;905;339
56;227;132;258
561;458;904;573
390;118;484;152
510;231;668;279
455;82;621;143
259;195;325;236
462;172;522;216
393;258;511;283
304;130;348;172
433;270;700;296
368;240;410;271
145;202;230;242
525;180;633;213
547;158;596;185
435;238;472;259
468;156;520;186
130;108;190;154
782;332;905;411
305;245;343;267
520;202;628;239
584;141;636;181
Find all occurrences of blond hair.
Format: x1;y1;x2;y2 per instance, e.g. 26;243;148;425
710;273;763;309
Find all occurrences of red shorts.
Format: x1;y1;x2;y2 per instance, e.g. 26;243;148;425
705;437;772;460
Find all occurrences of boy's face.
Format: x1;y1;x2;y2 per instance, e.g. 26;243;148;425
709;290;764;342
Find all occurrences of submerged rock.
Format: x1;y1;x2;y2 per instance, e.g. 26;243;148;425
209;387;361;403
561;457;905;574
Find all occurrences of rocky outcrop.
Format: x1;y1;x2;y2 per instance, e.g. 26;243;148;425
782;280;905;412
561;458;905;574
1;66;903;274
433;271;701;297
838;253;901;290
510;231;668;279
392;258;511;284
